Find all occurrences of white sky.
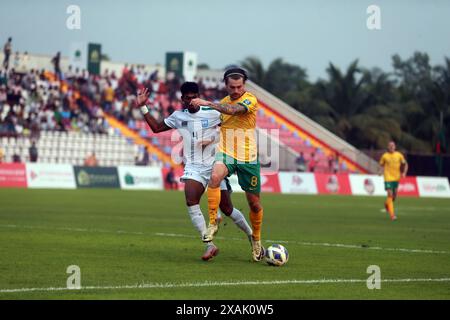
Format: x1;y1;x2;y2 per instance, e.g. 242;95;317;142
1;0;449;80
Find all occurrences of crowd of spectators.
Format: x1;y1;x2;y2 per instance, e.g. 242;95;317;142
0;66;224;139
1;37;227;166
0;67;108;138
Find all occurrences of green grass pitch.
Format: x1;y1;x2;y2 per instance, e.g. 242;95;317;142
0;188;449;299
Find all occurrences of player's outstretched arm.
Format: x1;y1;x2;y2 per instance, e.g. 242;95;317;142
136;88;171;133
402;162;409;178
190;98;247;115
378;163;385;176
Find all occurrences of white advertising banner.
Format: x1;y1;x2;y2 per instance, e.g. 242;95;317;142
416;177;450;198
26;163;76;189
118;166;163;190
349;174;386;196
278;172;318;194
183;51;198;82
69;42;87;71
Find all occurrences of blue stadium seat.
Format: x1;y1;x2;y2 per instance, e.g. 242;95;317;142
128;120;136;129
139;129;147;137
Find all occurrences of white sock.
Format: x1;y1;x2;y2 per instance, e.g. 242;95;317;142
230;208;253;236
187;205;207;237
217;210;223;221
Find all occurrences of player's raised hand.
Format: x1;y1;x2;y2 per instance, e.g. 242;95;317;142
190;98;210;107
136;88;150;107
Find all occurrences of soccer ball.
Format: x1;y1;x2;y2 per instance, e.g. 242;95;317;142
265;244;289;266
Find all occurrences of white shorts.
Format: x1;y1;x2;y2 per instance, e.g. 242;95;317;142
181;165;231;191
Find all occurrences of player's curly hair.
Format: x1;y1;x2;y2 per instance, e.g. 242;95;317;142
223;67;248;84
180;82;199;95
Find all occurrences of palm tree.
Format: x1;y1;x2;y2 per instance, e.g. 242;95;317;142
315;61;406;149
315;60;369;138
241;56;266;86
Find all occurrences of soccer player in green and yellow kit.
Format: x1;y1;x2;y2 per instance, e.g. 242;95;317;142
379;141;408;221
190;68;265;261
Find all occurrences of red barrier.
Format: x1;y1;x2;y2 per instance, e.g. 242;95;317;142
398;177;419;197
261;172;281;193
0;163;27;188
314;173;351;195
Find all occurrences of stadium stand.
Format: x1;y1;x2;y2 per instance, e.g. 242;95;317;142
0;51;376;173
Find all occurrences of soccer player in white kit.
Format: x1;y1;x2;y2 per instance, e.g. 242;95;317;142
136;82;253;261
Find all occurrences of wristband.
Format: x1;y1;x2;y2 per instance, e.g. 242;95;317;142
140;105;149;115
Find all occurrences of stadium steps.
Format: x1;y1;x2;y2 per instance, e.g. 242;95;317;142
247;81;379;173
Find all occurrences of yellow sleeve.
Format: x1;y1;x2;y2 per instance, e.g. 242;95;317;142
238;95;258;113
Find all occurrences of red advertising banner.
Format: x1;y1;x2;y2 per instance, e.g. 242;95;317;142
261;172;281;193
0;163;27;188
315;173;351;195
161;167;185;191
398;176;419;197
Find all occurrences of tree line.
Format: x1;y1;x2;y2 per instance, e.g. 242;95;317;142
241;52;449;155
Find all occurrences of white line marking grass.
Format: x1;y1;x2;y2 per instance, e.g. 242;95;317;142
1;224;448;255
1;278;450;294
156;232;450;255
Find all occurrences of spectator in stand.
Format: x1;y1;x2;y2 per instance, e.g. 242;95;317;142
135;147;150;166
66;65;75;83
0;84;6;103
51;52;62;80
0;71;7;86
13;51;20;70
141;148;150;165
296;152;307;172
165;167;178;190
29;141;38;162
3;37;12;70
12;153;21;163
149;70;158;81
0;146;4;162
102;81;114;112
308;152;317;172
329;153;339;174
21;51;29;72
84;152;98;166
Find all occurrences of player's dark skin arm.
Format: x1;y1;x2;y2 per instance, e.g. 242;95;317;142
136;88;171;133
142;112;171;133
190;98;247;115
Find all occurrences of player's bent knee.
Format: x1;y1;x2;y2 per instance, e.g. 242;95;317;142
219;204;233;216
209;173;222;188
186;199;200;207
249;202;262;213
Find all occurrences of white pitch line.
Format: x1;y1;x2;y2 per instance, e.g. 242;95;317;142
1;224;448;255
155;232;450;255
1;278;450;294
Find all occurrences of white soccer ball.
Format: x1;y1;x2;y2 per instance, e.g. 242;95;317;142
265;244;289;266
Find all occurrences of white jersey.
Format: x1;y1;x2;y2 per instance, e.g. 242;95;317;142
164;107;221;167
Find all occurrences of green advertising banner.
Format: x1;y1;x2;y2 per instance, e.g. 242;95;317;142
165;52;184;78
87;43;102;75
74;166;120;188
